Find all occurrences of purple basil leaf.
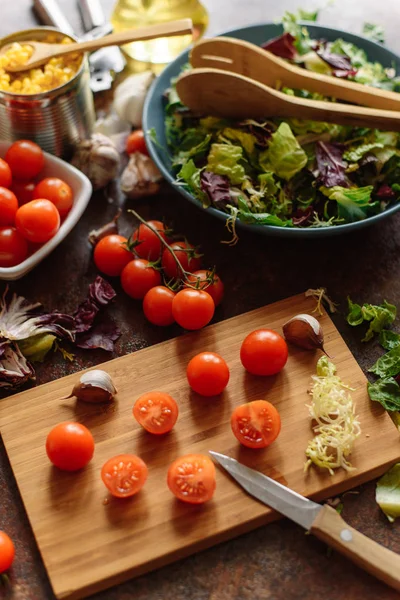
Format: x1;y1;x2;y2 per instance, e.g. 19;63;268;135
316;48;353;71
292;206;314;226
74;276;117;333
262;33;297;60
332;68;358;79
376;183;396;199
315;141;349;188
200;171;231;209
0;341;35;388
76;318;121;351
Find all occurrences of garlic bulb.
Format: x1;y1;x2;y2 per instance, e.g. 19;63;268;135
282;314;325;352
71;133;121;190
120;152;162;199
67;369;117;403
113;71;155;128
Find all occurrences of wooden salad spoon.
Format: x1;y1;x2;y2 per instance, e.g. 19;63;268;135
190;37;400;111
175;67;400;131
1;19;193;72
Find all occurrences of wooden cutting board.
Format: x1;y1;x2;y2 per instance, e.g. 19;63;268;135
1;294;399;600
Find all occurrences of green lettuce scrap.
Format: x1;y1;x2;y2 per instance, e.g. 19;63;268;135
177;160;208;206
259;123;307;180
206;143;246;185
18;333;56;363
369;346;400;378
347;298;396;341
379;330;400;351
376;463;400;522
320;186;376;222
368;378;400;412
343;143;384;163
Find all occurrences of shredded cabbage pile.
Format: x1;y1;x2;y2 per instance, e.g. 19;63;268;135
305;356;361;475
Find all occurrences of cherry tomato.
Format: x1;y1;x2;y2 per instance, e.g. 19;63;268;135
101;454;148;498
126;130;148;156
240;329;288;376
167;454;216;504
5;140;44;180
11;179;35;205
161;241;201;280
143;285;175;326
0;531;15;573
33;177;73;219
0;187;18;226
133;391;179;434
15;199;60;244
185;270;224;306
187;352;230;396
231;400;281;449
0;227;28;268
94;234;132;277
172;289;214;330
46;422;95;471
121;258;161;299
131;220;168;261
0;158;12;188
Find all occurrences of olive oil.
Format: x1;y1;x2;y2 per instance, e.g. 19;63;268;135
111;0;208;65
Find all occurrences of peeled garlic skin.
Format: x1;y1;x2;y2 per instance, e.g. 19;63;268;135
282;314;324;351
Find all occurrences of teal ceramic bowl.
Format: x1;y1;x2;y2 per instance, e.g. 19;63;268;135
143;23;400;238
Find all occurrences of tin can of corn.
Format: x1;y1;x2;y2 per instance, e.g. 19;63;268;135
0;27;95;158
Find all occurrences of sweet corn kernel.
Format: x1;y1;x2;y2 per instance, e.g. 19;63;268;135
0;36;82;94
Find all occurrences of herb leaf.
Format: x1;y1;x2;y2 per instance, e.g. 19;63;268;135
347;298;396;341
368;377;400;411
379;330;400;350
369;346;400;378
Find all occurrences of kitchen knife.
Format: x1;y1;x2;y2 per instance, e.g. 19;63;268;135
209;451;400;592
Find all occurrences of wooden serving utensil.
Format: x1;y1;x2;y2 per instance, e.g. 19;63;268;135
175;68;400;131
1;18;193;72
190;37;400;112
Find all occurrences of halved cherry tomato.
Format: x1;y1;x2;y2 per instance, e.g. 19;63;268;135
172;288;214;330
143;285;175;326
101;454;148;498
126;130;148;156
131;220;167;261
0;187;18;226
15;199;60;244
5;140;44;180
185;270;224;306
0;531;15;573
46;422;95;471
161;241;201;280
11;179;35;205
187;352;230;396
0;158;12;188
33;177;73;219
121;258;161;299
240;329;288;376
133;391;179;434
94;234;132;277
0;227;28;267
167;454;216;504
231;400;281;449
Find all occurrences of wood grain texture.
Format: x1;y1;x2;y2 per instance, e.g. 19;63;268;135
0;294;399;600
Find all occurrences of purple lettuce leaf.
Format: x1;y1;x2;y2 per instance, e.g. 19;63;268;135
376;183;396;199
316;47;354;71
76;318;121;352
315;141;349;188
74;276;116;333
88;276;116;306
200;171;231;209
262;33;297;60
0;340;35;389
292;206;314;226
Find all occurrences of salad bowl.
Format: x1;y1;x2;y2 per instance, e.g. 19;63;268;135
143;22;400;238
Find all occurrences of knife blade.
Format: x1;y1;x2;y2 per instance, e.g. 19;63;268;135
209;451;400;593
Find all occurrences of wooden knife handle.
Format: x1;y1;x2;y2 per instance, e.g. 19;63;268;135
310;505;400;592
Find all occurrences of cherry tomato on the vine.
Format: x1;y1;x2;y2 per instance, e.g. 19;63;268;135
0;531;15;573
5;140;44;180
94;234;132;277
46;422;95;471
0;187;18;226
172;289;214;330
101;454;148;498
185;270;224;306
187;352;230;396
240;329;288;376
167;454;216;504
121;258;161;299
0;227;28;267
11;179;35;205
231;400;281;449
161;241;201;280
132;220;168;261
133;391;179;434
126;130;148;156
33;177;73;219
15;199;60;244
0;158;12;188
143;285;175;326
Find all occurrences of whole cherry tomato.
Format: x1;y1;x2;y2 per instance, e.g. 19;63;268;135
11;180;35;205
33;177;73;219
15;199;60;244
131;220;168;261
0;227;28;267
185;270;224;306
126;130;148;156
187;352;230;396
121;259;161;299
172;289;214;330
0;187;18;226
161;241;201;280
46;422;95;471
240;329;288;376
143;285;175;326
0;531;15;573
94;235;132;277
5;140;44;180
0;158;12;188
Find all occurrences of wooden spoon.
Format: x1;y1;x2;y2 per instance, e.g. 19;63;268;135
176;68;400;131
190;37;400;112
1;19;193;72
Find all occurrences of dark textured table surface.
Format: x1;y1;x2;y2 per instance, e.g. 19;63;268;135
1;1;400;599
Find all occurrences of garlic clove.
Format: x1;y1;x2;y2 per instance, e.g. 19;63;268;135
113;71;155;128
71;133;121;191
68;369;117;403
282;313;325;352
120;152;162;199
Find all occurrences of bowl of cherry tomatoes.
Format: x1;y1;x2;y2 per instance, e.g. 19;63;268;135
0;140;92;281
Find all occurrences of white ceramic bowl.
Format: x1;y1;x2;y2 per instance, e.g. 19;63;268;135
0;141;92;281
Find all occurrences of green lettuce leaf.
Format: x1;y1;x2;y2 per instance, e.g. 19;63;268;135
260;123;307;180
376;463;400;523
172;133;212;168
343;143;384;163
368;377;400;412
346;298;396;341
258;172;279;196
369;346;400;378
320;185;376;222
220;128;256;157
380;330;400;350
347;298;364;326
236;197;292;227
206;143;246;185
177;160;209;206
18;333;56;362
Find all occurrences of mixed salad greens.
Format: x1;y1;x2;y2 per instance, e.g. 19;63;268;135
163;10;400;229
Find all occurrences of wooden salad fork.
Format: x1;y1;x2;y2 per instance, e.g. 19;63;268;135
189;37;400;111
176;68;400;131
